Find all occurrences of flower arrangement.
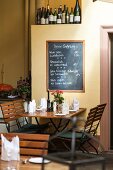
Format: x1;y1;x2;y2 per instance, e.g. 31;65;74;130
51;90;64;104
16;76;31;99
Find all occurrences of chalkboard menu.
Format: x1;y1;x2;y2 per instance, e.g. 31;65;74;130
46;40;85;92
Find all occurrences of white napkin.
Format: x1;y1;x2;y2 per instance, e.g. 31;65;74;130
32;99;36;112
62;101;69;115
53;102;57;112
28;99;36;113
28;101;34;113
40;98;47;109
24;101;29;112
1;134;20;161
73;97;79;111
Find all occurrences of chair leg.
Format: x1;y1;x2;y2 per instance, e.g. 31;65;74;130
35;117;40;125
77;142;90;153
78;140;99;154
87;140;99;154
6;123;10;132
16;119;21;128
25;117;29;124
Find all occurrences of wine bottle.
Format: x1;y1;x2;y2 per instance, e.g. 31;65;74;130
74;0;81;24
62;5;66;24
41;7;46;25
59;5;62;18
36;8;41;24
53;8;57;24
57;8;62;24
69;7;74;24
65;7;69;24
50;101;53;112
45;4;50;25
47;90;51;112
49;8;53;24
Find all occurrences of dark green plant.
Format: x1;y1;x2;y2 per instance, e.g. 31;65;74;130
17;85;31;96
17;75;31;99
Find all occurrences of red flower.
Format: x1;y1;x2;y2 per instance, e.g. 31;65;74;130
51;90;64;104
51;90;63;95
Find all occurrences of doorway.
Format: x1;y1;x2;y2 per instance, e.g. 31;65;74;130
100;26;113;151
109;34;113;149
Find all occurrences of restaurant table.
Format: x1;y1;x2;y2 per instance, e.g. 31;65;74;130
17;108;86;134
0;155;113;170
0;157;69;170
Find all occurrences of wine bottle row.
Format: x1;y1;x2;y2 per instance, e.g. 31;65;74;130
36;0;81;25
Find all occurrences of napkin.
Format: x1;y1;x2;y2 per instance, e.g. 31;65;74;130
32;99;36;112
1;134;20;161
24;101;29;112
53;102;57;112
40;98;47;109
73;97;79;111
28;99;36;113
62;101;69;115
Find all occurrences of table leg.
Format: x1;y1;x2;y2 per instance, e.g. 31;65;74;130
49;119;70;134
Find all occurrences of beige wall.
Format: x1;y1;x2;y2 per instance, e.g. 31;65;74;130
0;0;26;87
36;0;81;10
31;0;113;114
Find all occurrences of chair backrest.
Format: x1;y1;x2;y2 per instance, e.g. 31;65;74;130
0;133;50;156
0;102;20;132
84;103;106;136
0;101;17;122
84;106;98;134
13;99;25;114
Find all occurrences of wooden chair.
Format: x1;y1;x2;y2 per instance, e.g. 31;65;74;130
13;99;39;125
56;103;106;154
0;101;21;132
13;99;49;133
0;133;49;156
0;100;49;133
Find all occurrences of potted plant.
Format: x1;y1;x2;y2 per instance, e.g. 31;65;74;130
17;85;31;99
17;76;31;100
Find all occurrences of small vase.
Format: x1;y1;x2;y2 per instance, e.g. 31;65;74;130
22;93;27;99
56;103;62;113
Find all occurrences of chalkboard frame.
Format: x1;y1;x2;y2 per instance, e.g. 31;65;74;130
46;40;85;92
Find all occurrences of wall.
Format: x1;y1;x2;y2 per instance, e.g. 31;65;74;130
31;0;113;116
0;0;26;87
36;0;81;10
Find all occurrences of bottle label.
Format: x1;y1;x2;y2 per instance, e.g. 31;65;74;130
66;16;69;23
74;16;80;22
70;14;74;23
41;18;45;24
45;18;49;24
57;19;61;24
62;13;66;23
49;15;53;22
53;16;57;22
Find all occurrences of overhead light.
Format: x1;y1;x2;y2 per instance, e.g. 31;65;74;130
93;0;113;2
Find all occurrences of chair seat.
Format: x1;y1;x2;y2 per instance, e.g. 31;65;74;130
15;123;49;133
22;122;49;129
58;131;83;139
